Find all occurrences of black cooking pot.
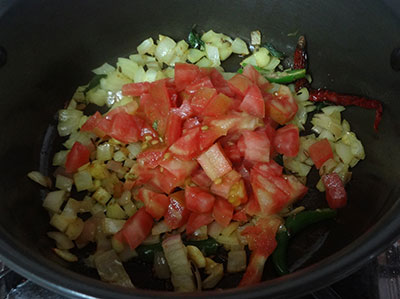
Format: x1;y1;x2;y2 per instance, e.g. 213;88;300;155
1;0;400;298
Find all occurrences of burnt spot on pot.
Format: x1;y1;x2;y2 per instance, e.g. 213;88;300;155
391;47;400;71
0;46;6;68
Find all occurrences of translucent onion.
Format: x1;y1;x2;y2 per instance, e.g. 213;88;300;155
92;63;115;75
47;231;74;250
43;190;67;213
227;250;247;273
231;37;249;55
55;174;73;191
57;109;83;137
27;171;51;188
152;220;171;235
137;37;156;55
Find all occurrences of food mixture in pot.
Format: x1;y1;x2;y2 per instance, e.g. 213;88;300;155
28;28;381;291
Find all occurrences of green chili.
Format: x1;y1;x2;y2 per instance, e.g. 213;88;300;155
271;226;290;276
262;42;285;59
272;208;337;276
238;64;306;84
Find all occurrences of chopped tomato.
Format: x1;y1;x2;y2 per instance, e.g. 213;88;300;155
122;82;150;96
165;112;183;146
186;212;214;234
266;85;298;125
137;144;168;169
241;64;271;93
245;195;261;216
94;117;113;138
209;68;236;97
201;93;233;117
182;117;201;130
308;138;334;169
168;127;200;160
159;157;198;182
232;209;248;222
273;124;300;157
284;174;308;204
191;168;213;188
185;186;216;213
185;76;214;94
212;197;234;227
207;111;262;135
146;167;182;194
197;142;233;181
199;125;227;152
65;142;90;173
164;190;190;229
228;179;248;206
322;173;347;209
116;208;154;250
81;111;102;132
109;112;141;144
106;101;139;118
137;188;169;220
223;144;242;162
252;161;283;178
174;63;200;92
227;74;253;97
240;130;271;163
190;87;217;114
210;170;241;199
239;85;265;118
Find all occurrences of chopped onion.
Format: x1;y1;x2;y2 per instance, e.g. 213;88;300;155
137;37;156;55
202;258;223;289
207;221;224;239
47;231;74;250
65;218;84;240
227;250;247;273
117;190;131;206
162;234;196;292
117;58;139;80
155;35;176;65
127;143;142;158
335;142;353;165
100;70;131;92
86;87;108;106
341;132;365;160
187;245;206;268
142;234;160;245
191;225;208;240
27;171;51;188
196;57;213;68
94;250;134;287
187;48;205;63
52;150;69;167
43;190;67;213
250;30;261;46
53;248;78;262
92;63;115;75
154;251;171;280
50;213;71;232
219;46;233;61
205;44;220;66
97;143;114;161
102;218;125;235
55;174;73;191
221;222;239;236
57;109;83;137
73;170;93;192
106;202;126;219
232;37;249;55
254;47;270;68
152;220;171;235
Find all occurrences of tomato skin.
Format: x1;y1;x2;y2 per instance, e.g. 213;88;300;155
165;112;183;146
185;76;214;94
137;144;168;169
201;93;233;117
81;111;102;132
118;208;154;250
109;112;141;144
174;63;200;92
185;186;216;213
241;130;271;163
239;85;265;118
273;124;300;157
164;190;190;229
227;74;253;97
186;212;214;234
197;142;233;181
122;82;150;96
308;138;334;169
322;173;347;209
232;209;248;222
168;127;200;160
212;197;234;227
65;142;90;173
209;68;236;97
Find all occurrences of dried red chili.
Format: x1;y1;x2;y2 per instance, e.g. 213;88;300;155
293;35;309;91
309;88;383;131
